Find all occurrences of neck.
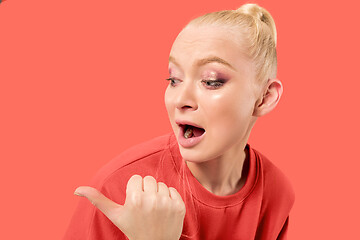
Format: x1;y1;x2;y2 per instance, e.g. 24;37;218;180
186;144;250;196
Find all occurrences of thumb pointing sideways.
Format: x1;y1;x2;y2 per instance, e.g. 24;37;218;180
73;176;186;240
74;186;124;223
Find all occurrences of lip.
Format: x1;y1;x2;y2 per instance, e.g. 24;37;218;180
175;119;206;148
175;120;204;129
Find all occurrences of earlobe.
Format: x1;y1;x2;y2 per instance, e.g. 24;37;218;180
253;79;283;117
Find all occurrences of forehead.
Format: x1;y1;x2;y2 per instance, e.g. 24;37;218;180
169;25;251;72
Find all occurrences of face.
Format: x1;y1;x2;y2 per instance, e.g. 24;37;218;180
165;24;260;163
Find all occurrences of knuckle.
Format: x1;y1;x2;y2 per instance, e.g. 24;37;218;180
157;195;171;209
92;188;102;198
127;191;142;208
144;192;157;204
173;200;186;214
142;193;157;211
126;186;136;195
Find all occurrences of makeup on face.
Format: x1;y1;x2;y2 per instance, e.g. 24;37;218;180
165;25;259;164
168;64;232;89
201;69;230;81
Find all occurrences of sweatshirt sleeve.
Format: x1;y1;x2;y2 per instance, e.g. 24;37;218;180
63;164;130;240
276;216;290;240
63;134;171;239
63;186;128;240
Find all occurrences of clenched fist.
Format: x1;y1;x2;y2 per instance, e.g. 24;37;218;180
74;175;186;240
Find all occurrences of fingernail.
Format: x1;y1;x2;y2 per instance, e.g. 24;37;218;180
74;191;83;197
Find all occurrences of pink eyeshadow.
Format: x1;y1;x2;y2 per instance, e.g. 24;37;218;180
202;70;229;80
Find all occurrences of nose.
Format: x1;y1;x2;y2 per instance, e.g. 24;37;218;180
175;81;198;111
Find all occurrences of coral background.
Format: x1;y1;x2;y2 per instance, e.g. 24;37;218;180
0;0;359;239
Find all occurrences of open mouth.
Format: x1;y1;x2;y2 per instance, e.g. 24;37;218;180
180;124;206;139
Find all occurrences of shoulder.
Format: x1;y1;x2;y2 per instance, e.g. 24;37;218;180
89;133;175;198
64;134;176;239
252;147;295;210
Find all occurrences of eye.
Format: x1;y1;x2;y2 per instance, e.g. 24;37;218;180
201;79;226;89
166;77;180;87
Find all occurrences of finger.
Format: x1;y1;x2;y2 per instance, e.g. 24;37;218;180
168;187;183;201
126;174;143;194
157;182;170;196
143;175;157;193
169;187;186;215
74;186;123;220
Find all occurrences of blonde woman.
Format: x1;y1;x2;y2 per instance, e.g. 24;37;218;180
64;3;294;240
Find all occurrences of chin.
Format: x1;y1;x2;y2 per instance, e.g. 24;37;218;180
174;128;219;163
178;144;215;163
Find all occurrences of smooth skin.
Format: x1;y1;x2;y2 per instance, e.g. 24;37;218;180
74;24;282;239
165;24;283;196
75;175;185;240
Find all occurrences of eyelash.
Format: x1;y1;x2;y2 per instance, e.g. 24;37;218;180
165;77;180;86
165;77;225;89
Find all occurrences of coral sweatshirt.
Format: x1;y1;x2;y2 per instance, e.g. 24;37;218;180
64;132;295;240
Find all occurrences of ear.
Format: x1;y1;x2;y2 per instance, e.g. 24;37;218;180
253;78;283;117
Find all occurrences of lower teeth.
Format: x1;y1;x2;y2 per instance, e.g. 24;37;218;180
184;128;193;139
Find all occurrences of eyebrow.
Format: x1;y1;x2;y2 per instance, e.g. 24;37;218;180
169;55;236;71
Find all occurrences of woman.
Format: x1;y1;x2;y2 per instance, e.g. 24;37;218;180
64;3;294;240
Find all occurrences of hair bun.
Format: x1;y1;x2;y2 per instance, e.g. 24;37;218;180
236;3;277;45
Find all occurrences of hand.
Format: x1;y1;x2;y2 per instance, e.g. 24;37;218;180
74;175;186;240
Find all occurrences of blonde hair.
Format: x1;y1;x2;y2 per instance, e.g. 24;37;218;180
186;3;277;85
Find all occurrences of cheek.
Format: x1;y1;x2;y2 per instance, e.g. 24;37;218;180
164;87;172;114
203;91;253;135
164;87;177;132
